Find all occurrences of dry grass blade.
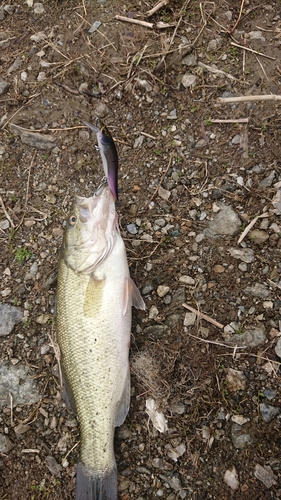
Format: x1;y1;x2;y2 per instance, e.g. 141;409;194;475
0;196;15;228
25;150;37;209
185;332;247;350
210;118;249;123
230;41;276;60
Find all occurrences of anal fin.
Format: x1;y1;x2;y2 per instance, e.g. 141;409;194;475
123;277;146;315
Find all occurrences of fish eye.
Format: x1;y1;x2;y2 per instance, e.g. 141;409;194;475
68;214;77;226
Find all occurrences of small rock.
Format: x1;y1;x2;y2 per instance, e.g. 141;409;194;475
0;364;40;406
181;53;197;66
0;433;14;453
0;78;11;95
254;464;277;488
170;402;185;415
231;134;241;145
259;170;276;188
158;186;171;200
231;423;255;449
213;264;224;273
181;74;196;88
33;3;45;14
127;223;138;235
14;424;30;436
0;304;24;336
207;38;222;52
0;219;10;230
272;189;281;215
46;456;62;477
7;56;21;74
205;203;241;239
133;136;144;148
143;325;166;338
152;457;172;470
135;78;152;92
195;139;207;149
228;247;255;263
244;283;269;298
184;312;196;327
4;5;16;15
224;466;239;491
179;275;195;285
226;368;246;392
231;415;249;425
248;229;269;244
225;327;266;348
274;338;281;358
88;20;101;33
167;109;177;120
248;30;265;41
264;389;276;401
142;283;153;295
149;305;159;319
167;443;186;462
259;403;279;423
157;285;170;297
37;71;46;82
10;124;56;151
25;261;38;281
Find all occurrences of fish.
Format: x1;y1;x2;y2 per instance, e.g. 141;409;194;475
56;183;145;500
83;120;119;201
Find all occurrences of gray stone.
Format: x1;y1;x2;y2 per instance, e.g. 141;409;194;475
275;338;281;358
204;203;241;239
254;464;277;488
0;219;10;230
264;389;276;401
33;3;45;14
0;78;11;95
181;74;196;88
167;109;177;120
4;5;16;14
7;56;21;74
142;283;154;295
0;7;4;20
181;53;197;66
10;124;56;151
231;134;241;145
228;247;255;263
259;170;276;188
231;423;255;449
259;403;279;423
25;261;38;281
225;327;266;348
127;223;138;235
0;304;24;336
46;456;62;477
143;325;167;338
272;189;281;215
0;433;14;453
248;229;269;244
195;139;207;149
244;283;269;298
0;364;40;406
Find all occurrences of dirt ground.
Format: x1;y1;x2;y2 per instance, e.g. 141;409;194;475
1;0;281;498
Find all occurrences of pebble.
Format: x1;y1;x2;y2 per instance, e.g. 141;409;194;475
225;327;266;348
0;433;14;453
181;74;196;88
24;261;38;281
274;338;281;358
272;189;281;215
228;247;255;263
248;30;265;41
226;368;246;392
127;223;138;235
142;283;153;295
0;304;24;336
149;305;159;319
10;124;56;151
264;389;276;401
259;170;276;188
224;466;239;491
181;53;197;66
195;139;207;149
184;312;196;327
205;203;241;239
4;5;16;14
157;285;170;297
14;423;30;436
231;134;241;145
207;38;222;52
248;229;269;244
244;283;269;298
179;275;195;285
0;364;40;406
46;456;62;477
213;264;224;273
167;109;177;120
260;403;280;422
254;464;277;488
133;136;144;148
231;423;255;449
7;56;21;74
33;2;45;14
158;185;171;200
0;78;11;95
143;325;166;338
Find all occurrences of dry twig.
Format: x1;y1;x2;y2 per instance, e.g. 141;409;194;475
218;94;281;103
182;303;224;329
115;15;153;29
25;151;37;209
238;212;270;244
145;0;169;17
0;196;15;228
230;41;276;60
185;332;247;350
210;118;249;123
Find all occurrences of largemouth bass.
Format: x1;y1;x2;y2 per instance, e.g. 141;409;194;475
56;184;145;500
83;120;118;201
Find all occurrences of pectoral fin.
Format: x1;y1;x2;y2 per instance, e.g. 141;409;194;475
123;277;146;315
114;367;130;427
83;275;105;317
60;365;77;414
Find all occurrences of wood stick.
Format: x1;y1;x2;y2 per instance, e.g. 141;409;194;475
210;118;249;123
185;332;247;350
0;196;15;228
230;41;276;60
115;15;154;28
145;0;169;17
218;94;281;103
182;303;224;329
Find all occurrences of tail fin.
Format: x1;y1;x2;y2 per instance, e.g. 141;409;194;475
75;461;117;500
